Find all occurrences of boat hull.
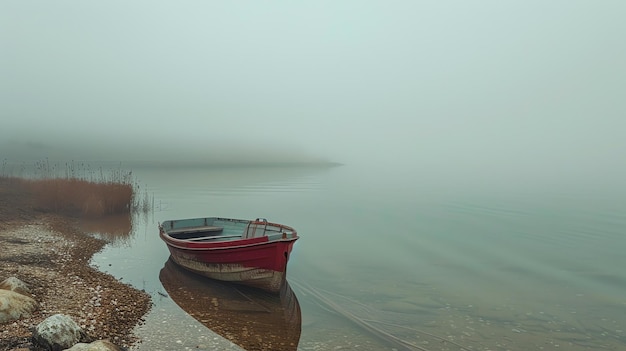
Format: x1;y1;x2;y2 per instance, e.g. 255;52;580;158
159;217;298;293
165;240;295;292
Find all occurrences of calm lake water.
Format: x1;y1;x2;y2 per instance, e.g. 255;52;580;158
85;164;626;351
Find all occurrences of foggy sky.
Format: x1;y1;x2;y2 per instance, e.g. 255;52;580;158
1;1;625;182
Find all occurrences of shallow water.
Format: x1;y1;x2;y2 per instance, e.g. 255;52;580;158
88;164;626;350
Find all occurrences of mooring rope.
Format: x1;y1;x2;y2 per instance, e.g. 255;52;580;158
291;279;430;351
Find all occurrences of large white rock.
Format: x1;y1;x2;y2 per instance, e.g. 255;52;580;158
65;340;122;351
32;313;89;351
0;289;37;323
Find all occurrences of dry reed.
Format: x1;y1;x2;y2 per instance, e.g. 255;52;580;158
20;177;134;217
1;159;151;218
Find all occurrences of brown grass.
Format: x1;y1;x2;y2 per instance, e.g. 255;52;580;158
17;177;133;218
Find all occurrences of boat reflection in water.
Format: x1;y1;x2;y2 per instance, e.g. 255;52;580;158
159;257;302;351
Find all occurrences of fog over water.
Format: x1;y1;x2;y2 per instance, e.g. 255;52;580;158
2;1;626;185
3;3;626;350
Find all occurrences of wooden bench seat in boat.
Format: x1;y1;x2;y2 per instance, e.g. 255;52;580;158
186;234;243;242
169;226;225;240
168;226;224;235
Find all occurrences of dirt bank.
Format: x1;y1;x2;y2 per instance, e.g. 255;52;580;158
0;178;151;350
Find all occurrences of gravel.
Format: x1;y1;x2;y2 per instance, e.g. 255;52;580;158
1;178;151;351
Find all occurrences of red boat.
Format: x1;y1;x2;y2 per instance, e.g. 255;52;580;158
159;217;299;293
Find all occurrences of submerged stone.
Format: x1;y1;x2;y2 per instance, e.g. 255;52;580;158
65;340;122;351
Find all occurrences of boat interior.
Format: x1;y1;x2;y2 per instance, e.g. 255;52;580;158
163;217;296;243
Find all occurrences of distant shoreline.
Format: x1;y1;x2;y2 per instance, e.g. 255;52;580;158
2;158;343;174
121;160;344;169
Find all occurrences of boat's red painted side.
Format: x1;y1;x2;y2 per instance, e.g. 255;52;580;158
159;227;298;292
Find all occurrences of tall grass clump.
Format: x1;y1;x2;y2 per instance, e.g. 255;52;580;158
24;177;133;217
9;159;152;218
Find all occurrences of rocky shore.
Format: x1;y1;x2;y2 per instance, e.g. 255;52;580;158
0;178;151;350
